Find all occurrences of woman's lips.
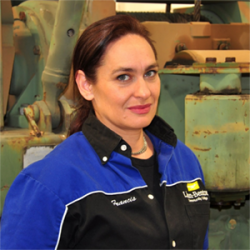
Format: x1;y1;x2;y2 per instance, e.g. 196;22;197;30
128;104;151;114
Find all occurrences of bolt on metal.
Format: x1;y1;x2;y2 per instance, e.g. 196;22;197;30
19;11;26;22
206;57;217;63
67;28;75;37
33;46;41;55
225;57;236;62
175;43;187;53
19;104;29;115
228;219;237;230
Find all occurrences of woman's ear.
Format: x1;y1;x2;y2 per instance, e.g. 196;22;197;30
75;70;94;101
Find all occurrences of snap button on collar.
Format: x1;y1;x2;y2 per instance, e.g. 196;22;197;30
102;156;108;162
148;194;154;200
121;144;127;151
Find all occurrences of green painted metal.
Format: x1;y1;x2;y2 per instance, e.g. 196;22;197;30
158;60;249;142
41;0;86;129
6;2;58;128
0;0;83;214
1;0;15;128
158;74;199;143
160;62;250;75
200;73;241;94
241;75;250;94
0;129;66;214
209;200;249;249
0;2;3;131
8;70;44;128
185;94;250;195
159;73;250;142
0;2;249;249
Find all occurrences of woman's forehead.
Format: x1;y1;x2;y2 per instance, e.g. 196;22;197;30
101;34;157;69
106;34;151;51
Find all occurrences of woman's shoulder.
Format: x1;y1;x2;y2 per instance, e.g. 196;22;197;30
175;139;200;162
24;132;86;171
19;131;99;203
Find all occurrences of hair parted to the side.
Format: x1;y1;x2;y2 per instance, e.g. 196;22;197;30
69;14;157;136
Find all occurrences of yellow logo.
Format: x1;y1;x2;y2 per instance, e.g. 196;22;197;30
187;181;200;192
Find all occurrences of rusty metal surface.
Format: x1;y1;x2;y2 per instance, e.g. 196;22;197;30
200;73;241;94
41;1;86;129
58;99;74;134
1;0;15;125
0;3;3;130
168;50;250;64
185;94;250;194
6;2;56;129
33;101;52;133
209;200;250;249
0;2;16;128
163;49;250;77
23;105;42;137
161;61;250;74
0;128;66;214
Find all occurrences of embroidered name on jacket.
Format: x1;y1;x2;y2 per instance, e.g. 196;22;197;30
182;190;209;202
111;197;137;206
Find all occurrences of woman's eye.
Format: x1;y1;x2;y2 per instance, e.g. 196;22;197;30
117;74;130;81
144;70;157;78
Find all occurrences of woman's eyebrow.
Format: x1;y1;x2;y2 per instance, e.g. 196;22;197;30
111;63;159;75
145;63;159;71
111;67;134;75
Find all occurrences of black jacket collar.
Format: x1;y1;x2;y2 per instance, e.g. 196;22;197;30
82;111;177;164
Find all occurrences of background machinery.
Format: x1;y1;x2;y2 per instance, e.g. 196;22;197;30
0;0;249;249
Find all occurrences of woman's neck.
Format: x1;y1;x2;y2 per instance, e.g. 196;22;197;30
120;130;154;159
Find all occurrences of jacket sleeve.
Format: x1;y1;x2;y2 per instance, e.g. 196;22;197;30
0;172;66;249
190;147;210;250
192;148;210;250
203;228;209;250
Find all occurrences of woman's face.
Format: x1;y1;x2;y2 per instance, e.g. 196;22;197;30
77;34;160;135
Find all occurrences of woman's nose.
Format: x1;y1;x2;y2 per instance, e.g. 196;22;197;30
134;78;151;99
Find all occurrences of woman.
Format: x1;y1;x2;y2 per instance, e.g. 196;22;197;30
0;15;209;249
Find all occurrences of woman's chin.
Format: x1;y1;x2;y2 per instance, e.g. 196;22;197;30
128;117;154;129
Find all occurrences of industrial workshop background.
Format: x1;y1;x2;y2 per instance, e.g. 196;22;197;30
0;0;249;249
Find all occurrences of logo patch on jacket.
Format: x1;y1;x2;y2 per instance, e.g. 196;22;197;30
187;181;199;191
182;181;209;202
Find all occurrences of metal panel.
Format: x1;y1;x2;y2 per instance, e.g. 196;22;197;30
209;200;250;249
0;129;66;214
185;94;250;193
1;0;15;127
158;74;199;142
0;2;2;130
23;146;55;168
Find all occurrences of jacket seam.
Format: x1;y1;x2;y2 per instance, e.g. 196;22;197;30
55;206;68;250
20;172;65;205
160;177;202;187
66;185;148;207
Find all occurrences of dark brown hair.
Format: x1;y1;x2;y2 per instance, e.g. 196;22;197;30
69;14;157;135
